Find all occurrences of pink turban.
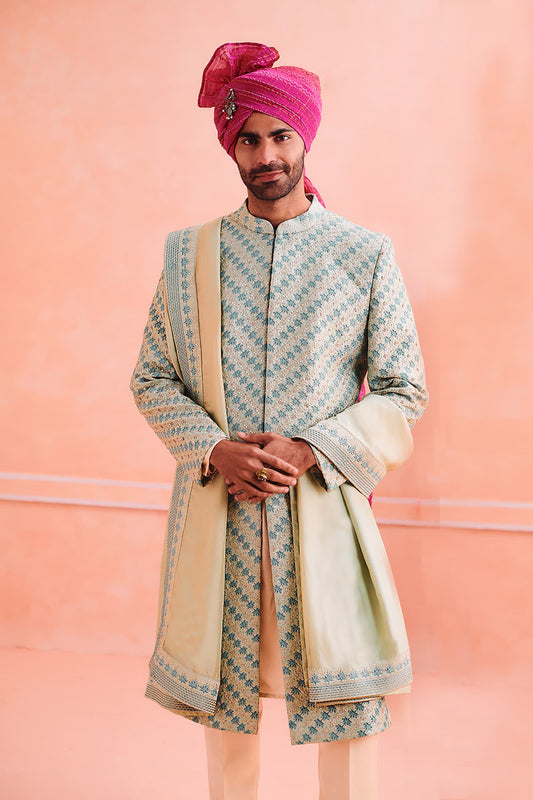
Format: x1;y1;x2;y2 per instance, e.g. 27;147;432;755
198;42;324;204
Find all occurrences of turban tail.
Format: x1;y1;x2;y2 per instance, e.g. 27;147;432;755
198;42;324;205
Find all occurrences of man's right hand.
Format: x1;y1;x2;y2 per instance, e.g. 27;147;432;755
209;439;298;503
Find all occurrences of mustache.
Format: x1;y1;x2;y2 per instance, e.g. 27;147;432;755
250;162;289;178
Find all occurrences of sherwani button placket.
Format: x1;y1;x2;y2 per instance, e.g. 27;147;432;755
261;224;287;700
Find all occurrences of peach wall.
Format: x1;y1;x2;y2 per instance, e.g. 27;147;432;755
1;0;532;687
2;498;532;692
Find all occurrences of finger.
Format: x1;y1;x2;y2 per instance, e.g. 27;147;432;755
249;479;291;495
258;450;299;475
228;483;255;502
257;469;297;487
259;483;291;494
227;478;275;501
237;488;271;501
228;486;252;501
233;492;252;501
238;491;266;504
254;465;299;486
240;477;290;497
238;431;276;444
227;485;254;498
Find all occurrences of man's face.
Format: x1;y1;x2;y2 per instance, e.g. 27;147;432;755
234;112;306;202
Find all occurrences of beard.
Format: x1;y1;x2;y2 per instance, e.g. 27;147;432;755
238;151;305;202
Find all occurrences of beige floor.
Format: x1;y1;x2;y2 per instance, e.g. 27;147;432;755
0;648;530;800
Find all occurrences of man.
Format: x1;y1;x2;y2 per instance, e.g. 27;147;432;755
130;42;428;799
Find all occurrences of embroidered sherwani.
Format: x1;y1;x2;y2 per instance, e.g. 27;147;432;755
130;197;428;745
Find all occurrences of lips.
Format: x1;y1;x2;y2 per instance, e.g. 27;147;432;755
253;170;284;182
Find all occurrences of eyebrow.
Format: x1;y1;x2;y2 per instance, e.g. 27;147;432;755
237;127;296;139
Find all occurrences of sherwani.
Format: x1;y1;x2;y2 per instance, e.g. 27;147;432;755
130;196;428;745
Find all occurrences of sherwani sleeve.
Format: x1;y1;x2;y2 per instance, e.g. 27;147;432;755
130;273;228;481
297;235;428;496
306;446;347;492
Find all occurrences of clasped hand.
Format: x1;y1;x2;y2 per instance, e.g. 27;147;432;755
209;432;316;503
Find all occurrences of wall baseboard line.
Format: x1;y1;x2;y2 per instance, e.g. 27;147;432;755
1;482;531;533
0;472;171;490
0;493;167;512
0;472;529;511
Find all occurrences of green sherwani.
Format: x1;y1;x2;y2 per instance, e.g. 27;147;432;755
130;197;428;744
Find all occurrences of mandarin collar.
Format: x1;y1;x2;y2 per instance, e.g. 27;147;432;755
228;194;325;235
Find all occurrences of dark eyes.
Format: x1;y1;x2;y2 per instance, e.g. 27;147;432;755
241;135;290;146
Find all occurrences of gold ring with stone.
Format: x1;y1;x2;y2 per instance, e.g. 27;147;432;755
256;467;269;482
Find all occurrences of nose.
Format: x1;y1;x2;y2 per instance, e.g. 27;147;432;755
255;139;277;167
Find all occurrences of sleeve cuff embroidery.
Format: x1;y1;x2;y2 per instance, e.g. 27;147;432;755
308;446;347;492
298;425;386;497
